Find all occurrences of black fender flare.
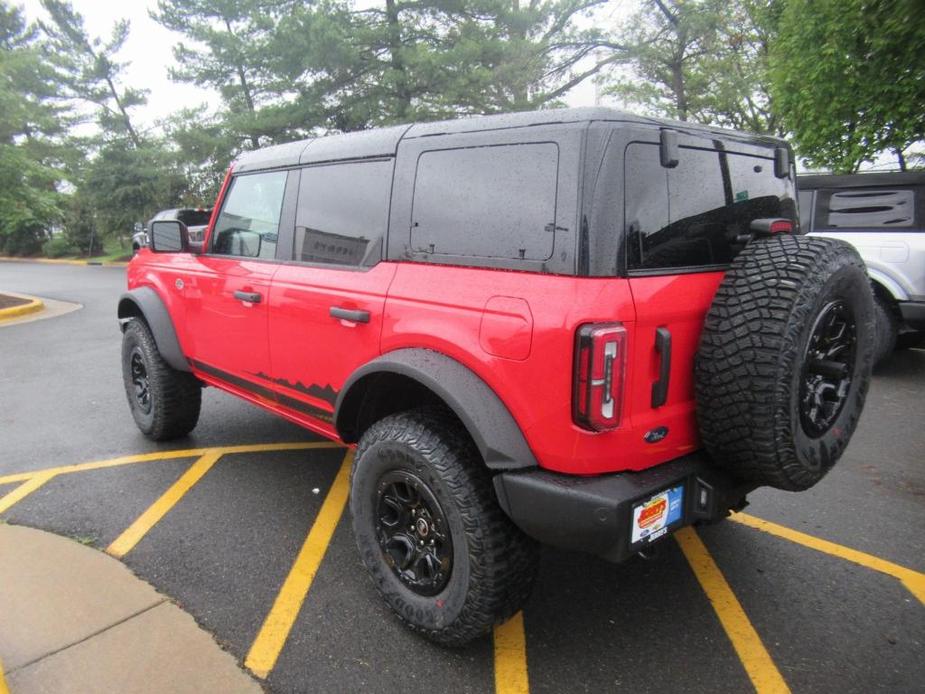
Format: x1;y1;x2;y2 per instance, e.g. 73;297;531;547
117;287;190;372
335;349;537;471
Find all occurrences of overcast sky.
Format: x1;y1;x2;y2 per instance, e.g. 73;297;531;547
18;0;629;134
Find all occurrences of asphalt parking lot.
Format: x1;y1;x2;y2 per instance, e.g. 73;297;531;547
1;261;923;694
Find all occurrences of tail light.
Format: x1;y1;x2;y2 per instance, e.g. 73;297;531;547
573;323;627;432
750;217;793;235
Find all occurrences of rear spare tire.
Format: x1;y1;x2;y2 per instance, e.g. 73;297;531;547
696;235;875;491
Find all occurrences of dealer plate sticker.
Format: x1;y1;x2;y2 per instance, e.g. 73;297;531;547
631;485;684;544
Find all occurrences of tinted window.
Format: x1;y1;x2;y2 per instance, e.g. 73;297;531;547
212;171;286;259
294;160;393;266
410;143;558;260
624;143;668;269
626;145;796;271
819;188;915;228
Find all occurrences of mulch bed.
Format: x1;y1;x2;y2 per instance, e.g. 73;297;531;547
0;293;30;310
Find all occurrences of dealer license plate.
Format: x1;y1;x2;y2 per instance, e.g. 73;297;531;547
630;485;684;545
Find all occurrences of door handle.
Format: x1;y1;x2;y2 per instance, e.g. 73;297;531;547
651;326;671;408
233;290;262;304
330;306;370;324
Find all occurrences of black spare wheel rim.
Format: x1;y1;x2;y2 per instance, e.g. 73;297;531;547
799;300;857;438
375;470;453;596
130;348;152;414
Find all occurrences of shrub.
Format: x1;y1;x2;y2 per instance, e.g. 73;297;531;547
43;235;76;258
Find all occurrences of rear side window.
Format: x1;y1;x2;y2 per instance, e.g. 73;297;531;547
625;143;796;271
410;143;558;260
212;171;287;259
817;188;915;228
294;160;393;267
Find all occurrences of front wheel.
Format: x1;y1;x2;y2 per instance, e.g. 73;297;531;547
121;319;201;440
350;409;538;646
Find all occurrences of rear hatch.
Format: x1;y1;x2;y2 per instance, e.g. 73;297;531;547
620;136;797;454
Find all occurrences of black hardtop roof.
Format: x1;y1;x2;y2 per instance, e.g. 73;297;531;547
798;171;925;190
233;107;786;173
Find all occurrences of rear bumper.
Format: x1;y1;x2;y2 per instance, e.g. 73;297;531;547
493;453;753;563
899;301;925;331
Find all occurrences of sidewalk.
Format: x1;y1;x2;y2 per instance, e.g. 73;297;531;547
0;292;81;327
0;293;44;322
0;524;261;694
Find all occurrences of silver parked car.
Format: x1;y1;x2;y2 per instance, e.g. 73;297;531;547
801;172;925;362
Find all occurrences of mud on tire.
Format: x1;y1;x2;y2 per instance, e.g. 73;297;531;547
695;235;875;491
350;409;538;646
121;319;201;440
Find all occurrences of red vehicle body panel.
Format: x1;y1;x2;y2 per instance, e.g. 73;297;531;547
128;244;722;475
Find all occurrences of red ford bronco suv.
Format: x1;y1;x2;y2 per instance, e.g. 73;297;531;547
118;108;875;645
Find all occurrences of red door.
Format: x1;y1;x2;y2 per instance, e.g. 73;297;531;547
265;158;397;432
185;169;289;391
184;256;277;388
267;263;397;430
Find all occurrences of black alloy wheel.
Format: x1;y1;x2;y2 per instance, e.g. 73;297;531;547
130;348;152;415
376;470;453;596
799;300;858;438
350;408;539;645
121;319;202;440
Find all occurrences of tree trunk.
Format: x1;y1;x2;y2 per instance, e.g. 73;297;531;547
385;0;411;120
895;148;907;172
224;18;261;149
672;61;687;121
103;74;141;148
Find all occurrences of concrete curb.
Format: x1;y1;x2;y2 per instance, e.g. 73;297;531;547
0;256;129;268
0;525;261;694
0;293;44;322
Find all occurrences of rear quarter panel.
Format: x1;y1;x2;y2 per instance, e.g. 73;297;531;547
382;263;709;475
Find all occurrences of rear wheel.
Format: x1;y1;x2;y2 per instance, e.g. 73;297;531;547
696;235;875;491
121;319;201;440
872;294;898;364
350;409;538;646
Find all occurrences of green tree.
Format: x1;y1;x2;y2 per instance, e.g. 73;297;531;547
151;0;299;149
769;0;925;172
162;106;236;204
81;142;188;242
40;0;146;147
270;0;623;131
602;0;781;135
0;2;68;255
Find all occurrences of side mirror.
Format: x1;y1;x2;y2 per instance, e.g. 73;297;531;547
149;220;189;253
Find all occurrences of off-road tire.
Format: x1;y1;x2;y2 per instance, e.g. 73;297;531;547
121;319;201;440
872;294;898;364
696;235;875;491
350;409;538;646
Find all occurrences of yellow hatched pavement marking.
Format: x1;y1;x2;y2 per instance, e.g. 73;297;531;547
245;450;353;679
0;441;342;486
494;611;530;694
0;472;56;515
675;527;791;694
731;512;925;605
0;656;10;694
106;450;225;558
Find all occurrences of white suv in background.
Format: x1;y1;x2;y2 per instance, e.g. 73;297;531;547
800;172;925;362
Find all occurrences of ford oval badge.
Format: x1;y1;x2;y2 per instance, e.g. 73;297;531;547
644;426;669;444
